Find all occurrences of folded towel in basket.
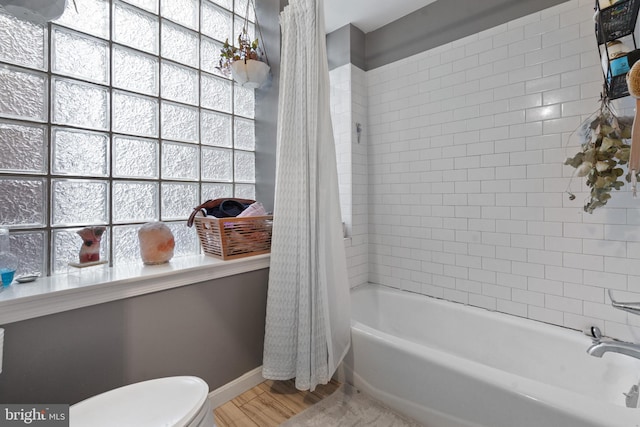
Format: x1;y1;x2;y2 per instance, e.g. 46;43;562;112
237;201;267;217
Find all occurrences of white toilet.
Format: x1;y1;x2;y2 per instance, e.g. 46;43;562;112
70;376;216;427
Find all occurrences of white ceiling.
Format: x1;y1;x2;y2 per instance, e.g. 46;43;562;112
324;0;438;34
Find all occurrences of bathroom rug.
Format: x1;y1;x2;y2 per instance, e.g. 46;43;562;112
280;383;421;426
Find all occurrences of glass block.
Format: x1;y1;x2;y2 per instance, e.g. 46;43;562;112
202;183;232;200
161;182;198;220
0;65;47;122
161;62;199;105
52;77;109;130
162;141;199;180
52;27;109;84
201;1;232;43
113;135;159;178
113;91;158;137
200;36;226;77
113;225;141;265
201;146;232;181
235;183;255;199
208;0;231;11
161;21;199;68
113;1;159;54
54;0;109;40
113;45;158;96
166;221;199;256
52;179;108;226
122;0;158;14
234;83;254;118
0;177;46;227
201;109;231;147
161;101;199;143
52;227;108;273
161;0;198;30
52;128;109;177
235;0;255;22
201;73;231;112
0;10;47;70
234;117;255;151
10;231;46;277
0;120;47;174
113;181;158;223
234;150;255;182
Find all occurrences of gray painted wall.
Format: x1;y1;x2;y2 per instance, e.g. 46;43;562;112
0;269;269;404
350;25;366;71
366;0;569;69
327;24;366;71
327;0;570;71
255;0;282;213
327;25;352;70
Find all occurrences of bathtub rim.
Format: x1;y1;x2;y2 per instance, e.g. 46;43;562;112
352;282;594;343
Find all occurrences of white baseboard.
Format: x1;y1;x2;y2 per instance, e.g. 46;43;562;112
208;366;264;409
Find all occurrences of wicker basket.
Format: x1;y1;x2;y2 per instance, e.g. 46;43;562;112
194;214;273;260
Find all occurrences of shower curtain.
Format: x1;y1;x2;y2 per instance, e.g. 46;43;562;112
262;0;351;391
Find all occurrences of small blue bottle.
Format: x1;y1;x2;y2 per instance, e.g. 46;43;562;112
0;228;17;287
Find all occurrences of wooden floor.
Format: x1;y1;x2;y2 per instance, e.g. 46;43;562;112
214;379;340;427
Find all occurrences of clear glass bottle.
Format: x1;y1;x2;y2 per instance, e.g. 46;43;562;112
0;228;18;287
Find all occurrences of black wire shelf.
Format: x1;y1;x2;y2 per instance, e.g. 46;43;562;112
596;0;640;45
596;0;640;99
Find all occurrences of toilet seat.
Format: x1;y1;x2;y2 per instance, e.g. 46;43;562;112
70;376;212;427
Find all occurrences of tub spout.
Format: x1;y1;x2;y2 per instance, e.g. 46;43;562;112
587;340;640;360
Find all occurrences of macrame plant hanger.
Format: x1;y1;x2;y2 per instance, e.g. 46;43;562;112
231;0;271;89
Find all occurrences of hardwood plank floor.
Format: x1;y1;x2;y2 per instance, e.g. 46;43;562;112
214;379;340;427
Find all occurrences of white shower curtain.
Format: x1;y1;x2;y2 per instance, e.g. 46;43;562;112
262;0;351;391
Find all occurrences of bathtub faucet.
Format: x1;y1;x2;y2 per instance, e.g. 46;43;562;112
585;325;640;360
587;339;640;360
585;292;640;360
586;324;640;360
585;289;640;359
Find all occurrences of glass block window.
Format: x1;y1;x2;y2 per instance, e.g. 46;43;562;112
0;0;256;275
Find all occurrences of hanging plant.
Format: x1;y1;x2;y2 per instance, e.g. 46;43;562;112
216;0;270;89
217;31;262;75
564;96;633;213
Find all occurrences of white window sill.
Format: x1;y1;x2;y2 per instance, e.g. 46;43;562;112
0;254;270;325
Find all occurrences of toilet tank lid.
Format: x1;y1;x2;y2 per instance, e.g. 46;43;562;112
70;376;209;427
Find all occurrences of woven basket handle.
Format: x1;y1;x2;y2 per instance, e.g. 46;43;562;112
187;198;255;227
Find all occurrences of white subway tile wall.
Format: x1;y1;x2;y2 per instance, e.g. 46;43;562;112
330;64;369;288
362;0;640;340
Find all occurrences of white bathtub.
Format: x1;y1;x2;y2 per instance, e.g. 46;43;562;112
338;284;640;427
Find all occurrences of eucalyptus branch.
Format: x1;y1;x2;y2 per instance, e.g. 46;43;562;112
564;97;633;213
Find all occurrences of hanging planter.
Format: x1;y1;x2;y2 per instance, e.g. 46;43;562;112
230;58;270;89
216;0;270;89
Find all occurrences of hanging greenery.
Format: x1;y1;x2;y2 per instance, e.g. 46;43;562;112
564;97;633;213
